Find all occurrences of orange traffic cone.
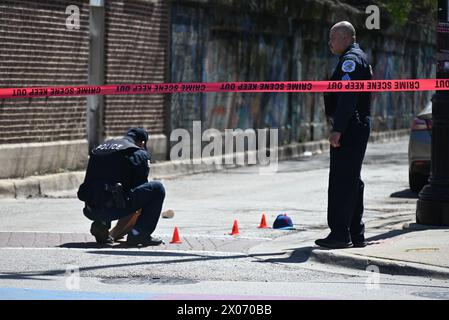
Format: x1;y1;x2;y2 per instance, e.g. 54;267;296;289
258;213;269;229
229;220;240;235
170;227;182;244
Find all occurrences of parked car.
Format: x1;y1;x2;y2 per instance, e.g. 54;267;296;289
408;99;432;193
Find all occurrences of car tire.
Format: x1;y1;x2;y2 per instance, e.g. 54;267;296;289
409;171;429;193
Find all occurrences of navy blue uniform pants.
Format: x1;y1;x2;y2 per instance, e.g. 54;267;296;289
84;181;165;236
328;118;370;243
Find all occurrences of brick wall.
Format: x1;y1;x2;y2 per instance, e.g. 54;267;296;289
0;0;170;144
104;0;170;138
0;0;90;144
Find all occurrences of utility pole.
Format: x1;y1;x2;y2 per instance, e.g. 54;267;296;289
416;0;449;225
87;0;105;152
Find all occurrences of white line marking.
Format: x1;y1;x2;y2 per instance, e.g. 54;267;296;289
0;247;247;256
0;231;274;241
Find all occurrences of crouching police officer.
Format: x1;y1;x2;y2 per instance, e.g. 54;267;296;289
77;128;165;246
316;21;372;249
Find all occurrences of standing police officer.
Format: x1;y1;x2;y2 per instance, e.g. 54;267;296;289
78;127;165;246
315;21;372;249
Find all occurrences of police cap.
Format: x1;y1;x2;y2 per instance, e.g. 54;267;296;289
125;127;149;148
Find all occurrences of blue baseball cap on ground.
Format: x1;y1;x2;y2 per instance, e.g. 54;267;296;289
273;214;295;230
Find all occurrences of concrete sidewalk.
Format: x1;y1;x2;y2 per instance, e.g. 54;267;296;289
311;223;449;279
250;221;449;280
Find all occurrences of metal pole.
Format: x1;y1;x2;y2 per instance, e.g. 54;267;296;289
416;0;449;225
87;0;105;152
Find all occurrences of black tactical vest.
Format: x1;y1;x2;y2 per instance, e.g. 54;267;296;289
78;138;141;207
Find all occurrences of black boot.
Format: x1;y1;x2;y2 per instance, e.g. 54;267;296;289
315;236;353;249
126;232;163;247
90;221;114;244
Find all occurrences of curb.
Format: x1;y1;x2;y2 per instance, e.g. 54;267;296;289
0;129;410;199
310;250;449;280
0;172;86;199
369;128;410;143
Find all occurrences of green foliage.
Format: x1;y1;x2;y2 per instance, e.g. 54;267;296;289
379;0;412;26
205;0;437;26
383;0;437;26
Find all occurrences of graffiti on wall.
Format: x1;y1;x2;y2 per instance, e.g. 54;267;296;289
170;2;436;143
371;37;435;131
171;3;292;135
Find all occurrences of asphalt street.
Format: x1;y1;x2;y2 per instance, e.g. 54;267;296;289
1;137;449;300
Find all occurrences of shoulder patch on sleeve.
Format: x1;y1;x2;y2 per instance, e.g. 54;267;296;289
342;60;356;73
341;74;351;81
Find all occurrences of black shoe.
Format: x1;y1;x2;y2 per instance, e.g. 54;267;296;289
126;233;164;247
315;237;353;249
353;241;367;248
90;221;114;245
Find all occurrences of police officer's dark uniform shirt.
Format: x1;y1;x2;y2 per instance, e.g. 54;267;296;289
325;43;372;132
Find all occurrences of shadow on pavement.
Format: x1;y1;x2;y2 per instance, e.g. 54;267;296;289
250;246;315;263
251;245;361;264
58;240;171;249
366;229;417;242
0;273;55;281
87;250;209;257
390;189;419;199
59;242;119;249
367;223;449;243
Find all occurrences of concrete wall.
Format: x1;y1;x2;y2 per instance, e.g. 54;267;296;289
0;140;88;179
